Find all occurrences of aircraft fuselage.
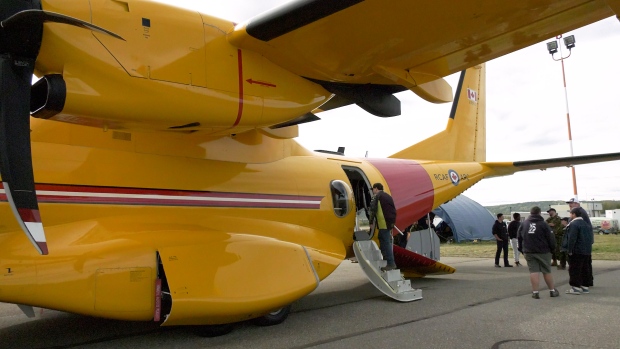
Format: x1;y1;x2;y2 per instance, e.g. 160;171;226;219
0;118;489;324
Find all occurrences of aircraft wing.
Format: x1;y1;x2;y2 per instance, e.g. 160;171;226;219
228;0;614;96
483;152;620;178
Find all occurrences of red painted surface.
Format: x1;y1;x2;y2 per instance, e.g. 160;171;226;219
18;208;41;223
366;159;434;230
0;183;323;209
37;241;49;255
393;245;455;275
393;245;437;267
246;79;276;87
233;49;244;127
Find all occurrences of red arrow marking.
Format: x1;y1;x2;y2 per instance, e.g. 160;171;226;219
246;79;276;88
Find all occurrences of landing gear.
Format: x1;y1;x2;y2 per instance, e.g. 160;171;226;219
192;305;292;337
252;305;292;326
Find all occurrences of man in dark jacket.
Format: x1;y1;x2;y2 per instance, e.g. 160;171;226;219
566;197;594;286
368;183;397;271
563;207;594;295
507;213;522;266
492;213;512;268
517;206;560;299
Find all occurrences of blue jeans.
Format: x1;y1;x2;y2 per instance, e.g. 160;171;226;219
378;229;395;267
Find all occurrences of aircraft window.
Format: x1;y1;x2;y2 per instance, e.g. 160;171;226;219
330;180;350;217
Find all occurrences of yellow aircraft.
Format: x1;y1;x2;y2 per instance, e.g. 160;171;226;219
1;0;620;336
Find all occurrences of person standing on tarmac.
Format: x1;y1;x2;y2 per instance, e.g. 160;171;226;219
368;183;397;271
546;208;563;267
507;213;522;266
566;198;591;226
563;207;594;295
518;206;560;299
492;213;512;268
558;217;569;270
566;197;594;287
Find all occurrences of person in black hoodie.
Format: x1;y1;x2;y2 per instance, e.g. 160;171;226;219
492;213;512;268
517;206;560;299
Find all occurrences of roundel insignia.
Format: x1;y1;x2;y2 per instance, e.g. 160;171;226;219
448;169;460;186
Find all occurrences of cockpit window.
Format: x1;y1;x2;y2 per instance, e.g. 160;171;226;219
330;180;350;217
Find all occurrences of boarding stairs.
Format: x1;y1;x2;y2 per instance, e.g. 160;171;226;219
352;231;422;302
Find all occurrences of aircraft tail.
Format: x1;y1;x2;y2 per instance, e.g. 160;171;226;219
390;64;486;162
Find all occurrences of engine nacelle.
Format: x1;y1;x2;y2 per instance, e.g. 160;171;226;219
36;0;330;134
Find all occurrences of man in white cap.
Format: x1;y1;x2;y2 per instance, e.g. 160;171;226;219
565;197;594;288
565;198;591;227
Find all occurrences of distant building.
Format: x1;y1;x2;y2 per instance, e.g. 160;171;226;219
550;201;603;218
606;209;620;220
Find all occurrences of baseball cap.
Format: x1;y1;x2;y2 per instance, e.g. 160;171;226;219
547;208;556;213
566;198;579;204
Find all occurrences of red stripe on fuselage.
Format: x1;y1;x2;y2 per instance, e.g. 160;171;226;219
366;159;434;230
0;183;323;209
233;49;244;127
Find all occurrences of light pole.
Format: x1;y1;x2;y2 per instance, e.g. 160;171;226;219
546;34;578;201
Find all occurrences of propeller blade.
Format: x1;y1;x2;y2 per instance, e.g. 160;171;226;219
0;56;47;255
0;4;123;255
0;2;48;254
1;9;125;41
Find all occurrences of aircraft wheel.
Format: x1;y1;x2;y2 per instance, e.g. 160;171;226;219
252;305;292;326
192;324;234;337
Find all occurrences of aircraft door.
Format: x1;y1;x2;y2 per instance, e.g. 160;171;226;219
341;166;372;232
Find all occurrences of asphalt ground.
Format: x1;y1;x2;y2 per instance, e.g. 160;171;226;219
1;257;619;349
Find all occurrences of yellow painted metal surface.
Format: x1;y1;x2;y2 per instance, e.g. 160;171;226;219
419;161;492;209
391;64;486;162
159;234;318;325
229;0;612;84
35;0;331;134
0;219;157;320
90;0;207;86
95;267;153;313
0;0;615;326
0;119;360;321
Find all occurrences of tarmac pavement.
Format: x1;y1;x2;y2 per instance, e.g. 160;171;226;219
1;257;619;349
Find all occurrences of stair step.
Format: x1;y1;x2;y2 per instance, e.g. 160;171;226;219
389;279;413;292
352;240;423;302
354;231;371;241
383;269;402;282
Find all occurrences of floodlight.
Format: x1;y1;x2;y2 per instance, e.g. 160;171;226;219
546;40;558;54
563;35;576;49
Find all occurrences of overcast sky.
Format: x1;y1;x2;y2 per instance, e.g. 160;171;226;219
167;1;620;206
